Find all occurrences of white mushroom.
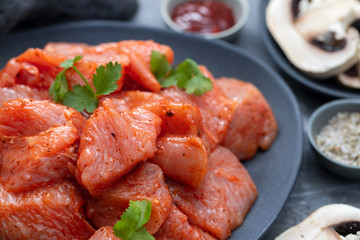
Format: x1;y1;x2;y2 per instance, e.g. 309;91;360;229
295;0;360;39
337;61;360;89
275;204;360;240
266;0;360;78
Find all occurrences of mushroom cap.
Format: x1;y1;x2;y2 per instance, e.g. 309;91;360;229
266;0;360;79
275;204;360;240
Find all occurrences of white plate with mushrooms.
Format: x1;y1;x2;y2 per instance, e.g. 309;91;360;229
261;0;360;98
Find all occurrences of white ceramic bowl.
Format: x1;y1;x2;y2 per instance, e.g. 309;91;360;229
160;0;249;41
307;98;360;179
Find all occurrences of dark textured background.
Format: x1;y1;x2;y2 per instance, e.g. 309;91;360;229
0;0;138;35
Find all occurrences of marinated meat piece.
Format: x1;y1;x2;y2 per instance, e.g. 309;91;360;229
86;163;171;234
44;42;130;67
160;66;237;150
208;146;258;228
60;44;128;93
139;100;203;137
44;40;174;93
0;84;49;106
168;146;257;240
167;170;230;239
0;59;19;87
45;42;128;94
118;40;174;92
115;91;208;187
154;204;216;240
44;42;90;56
76;98;161;196
0;99;84;192
0;181;95;240
119;41;174;65
0;125;79;192
137;96;208;187
217;78;278;160
0;49;65;89
89;227;119;240
151;135;208;187
1;44;128;94
0;99;84;137
111;90;164;108
119;91;203;136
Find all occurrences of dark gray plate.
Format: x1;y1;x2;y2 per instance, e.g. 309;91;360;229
0;21;303;240
260;0;360;99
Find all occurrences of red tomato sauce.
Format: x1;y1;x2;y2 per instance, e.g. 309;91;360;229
171;1;235;34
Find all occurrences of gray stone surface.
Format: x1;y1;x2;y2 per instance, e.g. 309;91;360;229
0;0;138;35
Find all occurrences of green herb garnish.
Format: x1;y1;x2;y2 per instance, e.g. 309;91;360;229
150;51;213;96
113;200;154;240
49;55;83;103
49;56;122;113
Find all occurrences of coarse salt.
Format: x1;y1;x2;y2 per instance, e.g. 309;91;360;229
315;112;360;167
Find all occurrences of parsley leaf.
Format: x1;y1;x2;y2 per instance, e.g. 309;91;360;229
150;51;213;96
93;62;122;96
49;56;122;113
60;55;83;68
150;51;171;83
48;71;68;103
113;200;154;240
63;85;98;113
160;71;177;88
181;59;213;96
49;55;83;103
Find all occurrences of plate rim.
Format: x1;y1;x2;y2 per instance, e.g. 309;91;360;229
0;20;304;240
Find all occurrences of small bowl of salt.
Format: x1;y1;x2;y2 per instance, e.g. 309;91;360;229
308;98;360;179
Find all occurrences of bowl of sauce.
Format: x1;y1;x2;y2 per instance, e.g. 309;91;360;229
307;98;360;179
161;0;249;40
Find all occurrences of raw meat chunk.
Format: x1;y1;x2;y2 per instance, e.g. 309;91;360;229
0;125;79;192
217;78;278;160
160;66;237;150
0;99;84;192
154;204;216;240
86;163;171;234
0;85;49;106
168;146;257;240
0;181;95;240
76;98;161;196
0;98;84;137
88;227;119;240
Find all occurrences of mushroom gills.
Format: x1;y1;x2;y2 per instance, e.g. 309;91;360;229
333;221;360;237
275;204;360;240
311;31;346;52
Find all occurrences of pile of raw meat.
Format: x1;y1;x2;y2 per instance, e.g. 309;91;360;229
0;40;277;240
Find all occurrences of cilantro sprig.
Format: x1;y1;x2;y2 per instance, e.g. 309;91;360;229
49;56;83;103
49;56;122;113
150;51;213;96
113;200;154;240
